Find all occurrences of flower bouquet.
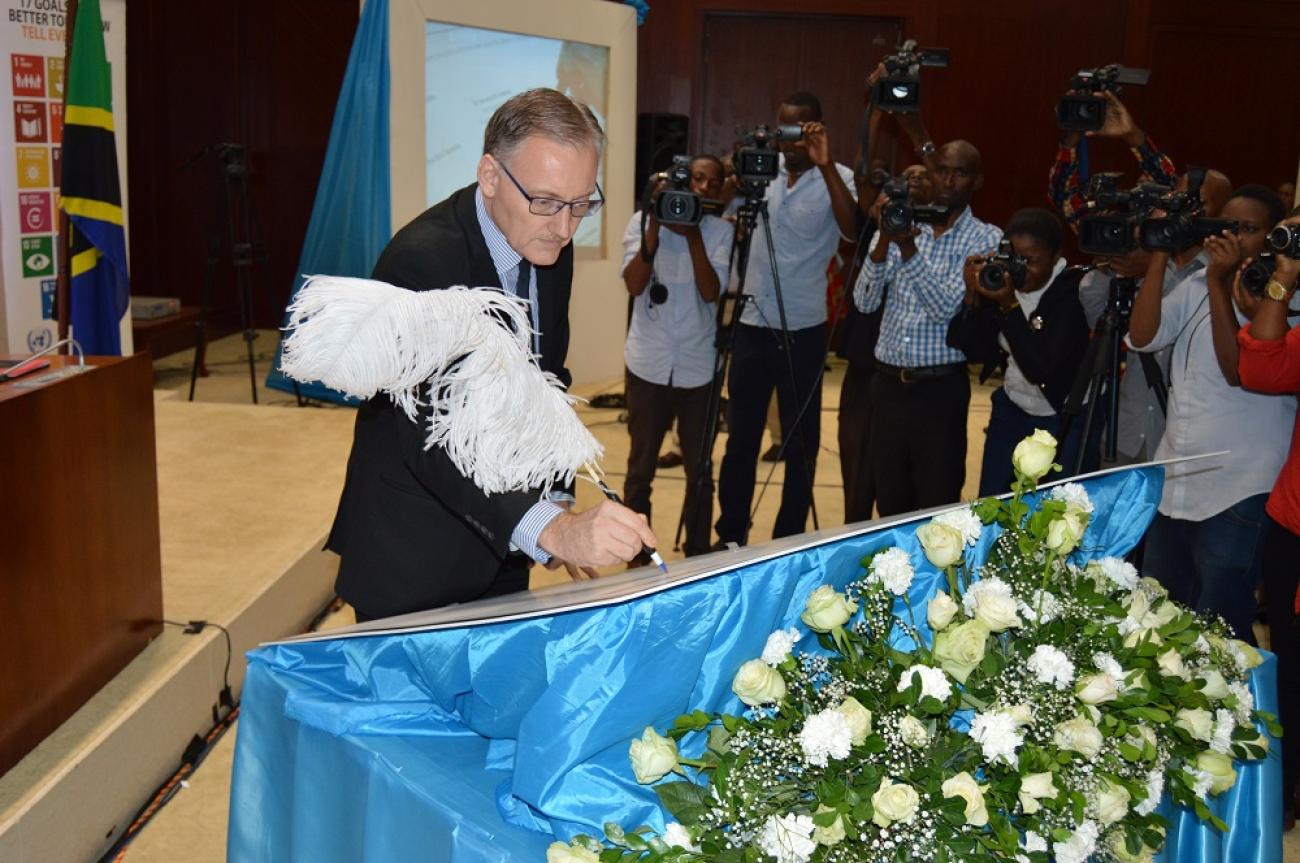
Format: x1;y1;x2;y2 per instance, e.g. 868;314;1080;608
548;431;1278;863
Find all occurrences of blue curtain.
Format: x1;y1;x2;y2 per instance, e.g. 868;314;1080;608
264;0;391;403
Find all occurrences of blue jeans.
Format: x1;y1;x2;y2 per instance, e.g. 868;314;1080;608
1141;494;1268;643
978;387;1103;498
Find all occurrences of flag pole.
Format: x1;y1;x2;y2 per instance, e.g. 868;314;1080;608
55;0;79;350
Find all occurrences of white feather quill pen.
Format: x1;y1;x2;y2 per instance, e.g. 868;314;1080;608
279;275;603;495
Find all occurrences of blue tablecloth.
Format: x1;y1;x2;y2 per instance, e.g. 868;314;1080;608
227;466;1281;862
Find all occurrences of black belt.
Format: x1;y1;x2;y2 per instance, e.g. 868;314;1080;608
875;360;966;384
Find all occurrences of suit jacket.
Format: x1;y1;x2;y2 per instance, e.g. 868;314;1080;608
947;266;1088;412
327;183;573;618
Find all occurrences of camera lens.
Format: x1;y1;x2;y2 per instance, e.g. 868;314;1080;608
1241;255;1276;296
978;265;1005;290
668;196;687;217
1268;225;1298;255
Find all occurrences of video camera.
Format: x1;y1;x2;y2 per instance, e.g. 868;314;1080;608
978;239;1028;291
1056;64;1150;132
733;124;803;185
1268;223;1300;257
1243;225;1300;296
872;39;950;114
1076;174;1165;256
876;170;949;233
647;155;722;227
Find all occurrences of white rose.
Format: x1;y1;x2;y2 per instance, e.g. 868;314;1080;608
1230;639;1264;669
800;585;857;632
1199;670;1231;701
1174;707;1214;743
1150;601;1180;627
811;805;846;847
661;823;700;852
917;522;965;569
927;591;960;630
1196;751;1237;795
1053;716;1103;758
972;591;1022;632
1109;832;1156;863
834;696;873;746
871;779;920;827
1076;673;1119;705
1045;509;1087;556
1018;771;1058;814
1012;429;1058;480
932;619;990;684
1126;724;1157;755
941;771;989;827
898;714;930;748
628;727;678;784
547;842;600;863
1094;780;1131;826
1156;648;1189;680
732;658;787;706
761;627;801;666
1007;703;1035;727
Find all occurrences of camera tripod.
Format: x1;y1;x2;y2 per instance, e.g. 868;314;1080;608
184;143;294;405
676;179;821;550
1059;274;1167;473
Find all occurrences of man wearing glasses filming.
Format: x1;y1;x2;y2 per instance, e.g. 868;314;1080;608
328;88;658;621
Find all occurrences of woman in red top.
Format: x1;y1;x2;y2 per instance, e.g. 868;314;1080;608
1236;212;1300;827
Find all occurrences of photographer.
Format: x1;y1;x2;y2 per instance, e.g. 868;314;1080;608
854;140;1001;516
714;92;857;546
621;155;732;557
948;208;1098;495
1236;210;1300;827
1126;186;1293;642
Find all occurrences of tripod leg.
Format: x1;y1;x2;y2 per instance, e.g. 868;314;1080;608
189;235;220;401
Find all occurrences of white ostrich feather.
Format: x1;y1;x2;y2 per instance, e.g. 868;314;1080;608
280;275;603;495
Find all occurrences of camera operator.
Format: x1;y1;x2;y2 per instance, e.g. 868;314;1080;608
1236;209;1300;828
714;92;857;546
854;140;1001;516
948;208;1099;495
621;155;732;557
1126;186;1293;642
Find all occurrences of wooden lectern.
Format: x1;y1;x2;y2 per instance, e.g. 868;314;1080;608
0;352;163;775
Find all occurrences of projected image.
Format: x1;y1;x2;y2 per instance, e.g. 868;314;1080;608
425;23;608;250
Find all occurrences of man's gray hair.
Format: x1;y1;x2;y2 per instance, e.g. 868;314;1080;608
483;88;605;161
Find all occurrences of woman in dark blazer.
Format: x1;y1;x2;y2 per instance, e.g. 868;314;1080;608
948;208;1099;496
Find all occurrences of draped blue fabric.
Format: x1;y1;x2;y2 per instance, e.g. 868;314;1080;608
227;466;1281;862
264;0;390;403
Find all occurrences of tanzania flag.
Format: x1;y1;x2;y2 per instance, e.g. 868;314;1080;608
61;0;128;355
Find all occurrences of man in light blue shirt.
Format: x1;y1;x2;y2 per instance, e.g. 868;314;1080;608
715;92;858;546
855;140;1001;515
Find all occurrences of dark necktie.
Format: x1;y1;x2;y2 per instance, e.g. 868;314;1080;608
514;259;531;300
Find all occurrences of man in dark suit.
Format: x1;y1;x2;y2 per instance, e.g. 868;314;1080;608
328;89;658;620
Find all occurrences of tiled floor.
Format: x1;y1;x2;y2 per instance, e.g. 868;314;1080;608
115;331;1296;862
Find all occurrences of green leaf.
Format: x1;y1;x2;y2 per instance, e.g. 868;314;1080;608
654;781;710;825
1118;742;1142;762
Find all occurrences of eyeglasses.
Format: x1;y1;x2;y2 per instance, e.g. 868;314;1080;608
496;158;604;218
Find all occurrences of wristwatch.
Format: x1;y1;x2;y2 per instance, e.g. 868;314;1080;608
1265;279;1294;302
918;141;936;158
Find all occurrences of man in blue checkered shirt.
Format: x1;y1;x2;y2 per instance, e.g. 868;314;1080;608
853;140;1001;515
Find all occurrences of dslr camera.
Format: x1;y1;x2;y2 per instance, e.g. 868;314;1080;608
978;239;1028;291
1056;64;1150;132
732;124;803;185
649;155;710;227
1077;173;1166;256
872;40;950;113
1138;168;1237;253
877;170;949;233
1244;225;1300;296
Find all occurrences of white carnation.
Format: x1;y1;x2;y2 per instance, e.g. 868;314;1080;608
661;823;699;852
756;813;817;863
1022;830;1048;853
868;547;916;596
1091;556;1138;591
798;708;853;768
1053;820;1099;863
1195;634;1212;654
969;710;1024;766
1186;767;1213;800
1092;652;1126;692
962;576;1012;617
1050;482;1094;513
1210;708;1236;755
897;665;953;702
1027;644;1076;690
1228;681;1254;723
1134;767;1166;816
1018;590;1062;624
935;506;983;545
762;628;802;666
